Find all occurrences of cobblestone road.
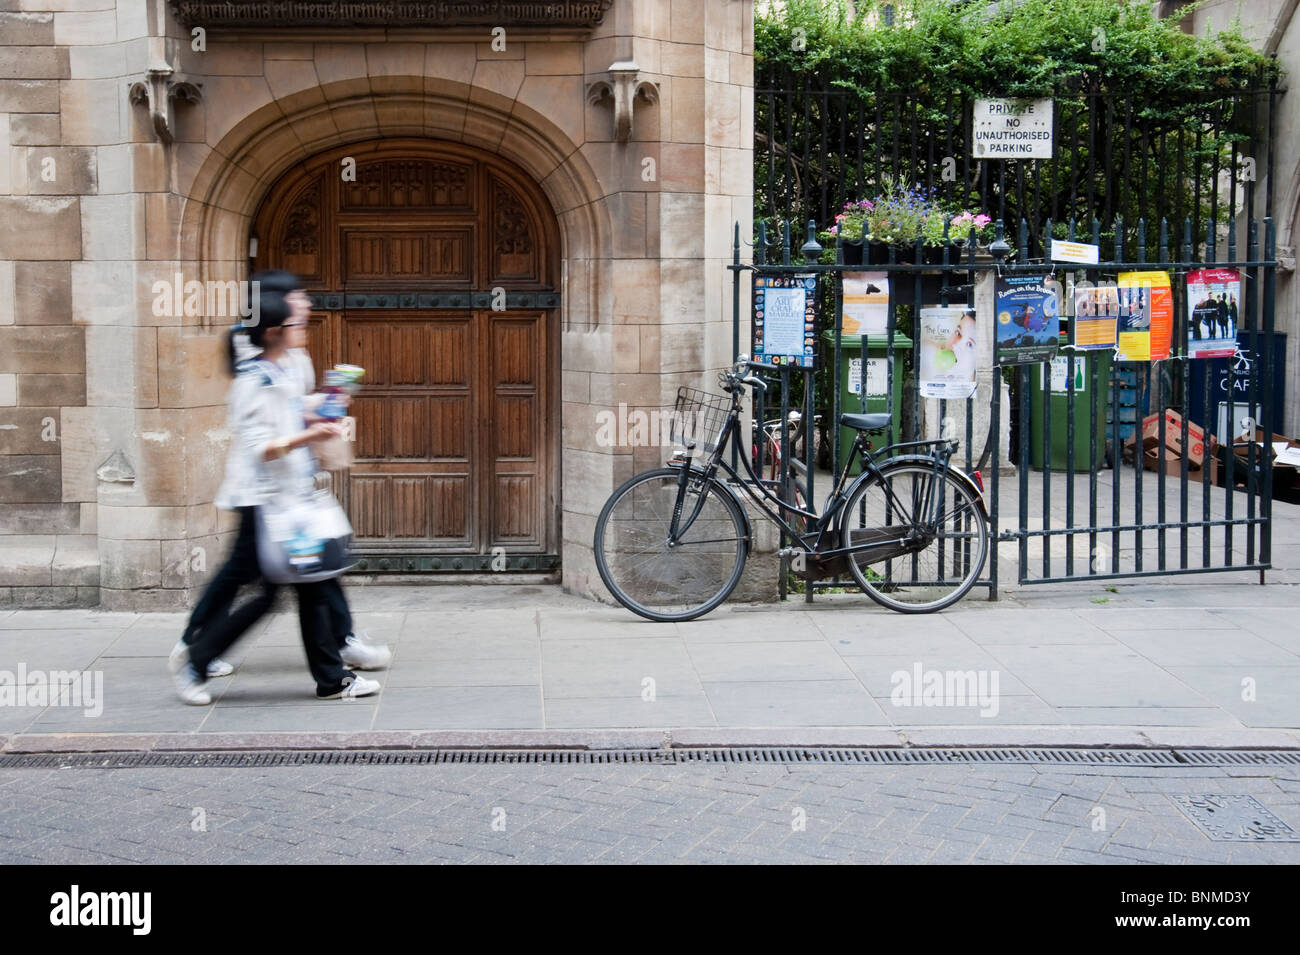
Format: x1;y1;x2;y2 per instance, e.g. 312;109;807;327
3;761;1299;864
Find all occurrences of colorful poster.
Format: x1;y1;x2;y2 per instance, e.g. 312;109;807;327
1116;271;1172;362
995;273;1059;365
1071;284;1119;350
1187;268;1240;359
753;273;817;368
919;306;977;399
841;271;889;336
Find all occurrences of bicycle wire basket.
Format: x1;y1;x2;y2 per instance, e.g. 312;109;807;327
670;387;732;455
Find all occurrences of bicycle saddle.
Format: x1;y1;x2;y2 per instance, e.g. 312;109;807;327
840;412;891;433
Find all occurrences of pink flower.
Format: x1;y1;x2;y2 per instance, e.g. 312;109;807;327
835;213;845;221
859;200;874;210
973;214;992;228
829;225;839;235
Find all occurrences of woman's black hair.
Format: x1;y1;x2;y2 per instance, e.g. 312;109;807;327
225;289;292;375
248;268;303;296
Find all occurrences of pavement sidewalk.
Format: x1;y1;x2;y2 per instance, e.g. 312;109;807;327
2;574;1300;753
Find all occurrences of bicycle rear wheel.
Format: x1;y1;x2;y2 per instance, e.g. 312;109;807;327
840;462;988;613
594;467;749;622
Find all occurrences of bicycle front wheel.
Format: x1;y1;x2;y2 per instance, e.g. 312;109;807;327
594;467;748;622
840;463;988;613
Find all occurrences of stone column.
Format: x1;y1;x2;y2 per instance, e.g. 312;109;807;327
560;0;754;599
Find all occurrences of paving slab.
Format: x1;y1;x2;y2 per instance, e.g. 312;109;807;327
1;574;1299;750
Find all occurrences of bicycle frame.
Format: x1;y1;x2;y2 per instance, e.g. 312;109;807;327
668;397;966;567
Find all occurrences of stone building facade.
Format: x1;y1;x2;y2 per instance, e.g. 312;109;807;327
0;0;756;609
1166;0;1300;436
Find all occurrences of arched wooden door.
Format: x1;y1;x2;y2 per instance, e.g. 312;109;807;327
251;140;560;571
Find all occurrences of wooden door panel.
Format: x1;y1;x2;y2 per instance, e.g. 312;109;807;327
348;477;389;538
429;322;468;384
487;313;545;550
494;475;536;541
254;142;556;559
388;324;427;385
343;311;478;548
430;397;470;459
494;396;534;459
430;478;471;541
390;478;429;539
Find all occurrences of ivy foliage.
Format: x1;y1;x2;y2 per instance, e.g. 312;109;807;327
757;0;1280;105
754;0;1281;248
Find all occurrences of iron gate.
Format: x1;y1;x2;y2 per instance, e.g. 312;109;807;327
728;215;1279;597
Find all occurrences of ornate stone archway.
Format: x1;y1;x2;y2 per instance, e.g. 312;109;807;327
176;76;617;590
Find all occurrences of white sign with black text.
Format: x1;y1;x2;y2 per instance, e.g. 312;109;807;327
973;98;1054;159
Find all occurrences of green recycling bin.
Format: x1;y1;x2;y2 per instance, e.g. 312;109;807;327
1029;343;1111;471
822;332;913;473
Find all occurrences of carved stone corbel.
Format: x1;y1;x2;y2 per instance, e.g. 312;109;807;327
586;61;659;143
128;57;201;146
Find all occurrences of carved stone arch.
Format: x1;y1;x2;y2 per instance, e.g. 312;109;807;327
180;79;608;331
249;138;561;293
178;76;618;588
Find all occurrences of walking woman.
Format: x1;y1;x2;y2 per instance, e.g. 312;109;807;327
169;290;380;704
171;271;391;677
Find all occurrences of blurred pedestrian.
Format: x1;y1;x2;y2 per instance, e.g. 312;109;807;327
170;288;379;704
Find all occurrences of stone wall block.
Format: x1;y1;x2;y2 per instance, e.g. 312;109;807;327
0;501;78;534
0;325;84;373
60;78;120;145
52;533;97;586
0;453;60;503
0;43;69;79
0;80;59;113
10;113;59;145
25;144;96;195
0;12;54;45
0;535;55;585
0;197;80;259
97;537;160;590
18;373;84;406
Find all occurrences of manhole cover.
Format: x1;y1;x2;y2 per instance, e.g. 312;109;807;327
1172;794;1300;842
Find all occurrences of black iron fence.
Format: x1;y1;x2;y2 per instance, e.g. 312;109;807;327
756;71;1280;256
730;215;1279;597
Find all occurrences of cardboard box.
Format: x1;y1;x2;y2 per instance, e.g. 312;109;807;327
1135;410;1206;466
1141;445;1207;480
1209;430;1300;499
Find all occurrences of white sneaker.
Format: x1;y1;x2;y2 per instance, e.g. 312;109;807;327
206;658;235;678
317;674;381;700
339;633;392;671
168;645;211;706
170;640;234;678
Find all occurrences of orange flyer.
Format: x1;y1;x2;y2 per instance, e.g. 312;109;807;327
1116;271;1172;361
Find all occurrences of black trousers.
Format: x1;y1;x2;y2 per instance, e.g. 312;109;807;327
183;508;354;649
185;507;353;694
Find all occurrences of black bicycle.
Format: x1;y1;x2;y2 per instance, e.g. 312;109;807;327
593;357;990;621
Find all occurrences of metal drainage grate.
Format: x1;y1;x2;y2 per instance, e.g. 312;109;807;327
2;747;1300;770
1172;794;1300;842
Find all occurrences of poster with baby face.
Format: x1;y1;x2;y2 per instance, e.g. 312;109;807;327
995;273;1059;365
919;306;978;399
